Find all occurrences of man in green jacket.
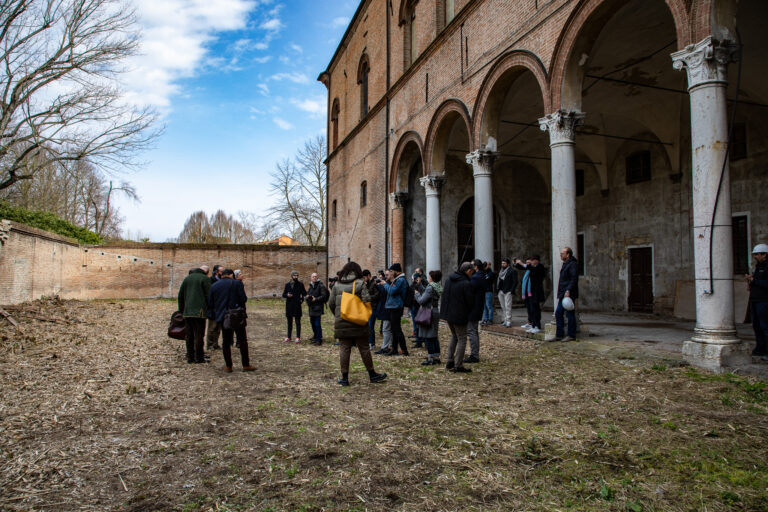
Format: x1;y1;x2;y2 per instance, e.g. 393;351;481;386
178;266;212;363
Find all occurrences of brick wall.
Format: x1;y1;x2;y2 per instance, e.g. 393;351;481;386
0;221;327;305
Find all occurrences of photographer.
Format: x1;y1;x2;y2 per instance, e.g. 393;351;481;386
410;269;426;348
306;272;329;345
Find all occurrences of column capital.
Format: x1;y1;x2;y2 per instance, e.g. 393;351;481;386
671;36;738;90
390;192;409;209
466;150;499;177
420;173;446;197
538;110;585;146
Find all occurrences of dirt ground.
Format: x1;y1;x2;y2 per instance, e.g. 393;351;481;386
0;298;767;512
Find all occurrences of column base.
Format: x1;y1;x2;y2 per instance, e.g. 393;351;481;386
682;331;750;372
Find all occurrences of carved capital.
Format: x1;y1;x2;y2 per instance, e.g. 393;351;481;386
419;173;446;197
390;192;409;209
671;36;738;89
539;110;585;145
466;150;499;177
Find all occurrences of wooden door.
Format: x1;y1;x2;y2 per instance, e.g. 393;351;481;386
628;247;653;313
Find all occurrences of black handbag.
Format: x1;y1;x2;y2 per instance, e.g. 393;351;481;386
224;307;247;330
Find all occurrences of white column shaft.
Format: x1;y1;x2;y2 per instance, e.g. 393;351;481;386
467;151;497;263
421;174;446;274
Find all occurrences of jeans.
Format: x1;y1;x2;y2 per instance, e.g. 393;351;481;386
498;291;513;324
467;320;480;358
751;301;768;355
368;313;377;346
381;320;393;350
309;315;323;342
387;307;408;354
424;337;441;359
482;292;494;323
555;298;576;338
286;315;301;338
222;327;250;368
184;317;206;362
409;306;418;336
447;323;468;367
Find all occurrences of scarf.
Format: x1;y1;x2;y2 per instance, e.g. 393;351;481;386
428;281;443;297
521;268;532;298
498;266;509;286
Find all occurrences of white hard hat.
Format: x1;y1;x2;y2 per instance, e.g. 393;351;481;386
753;244;768;254
561;297;575;311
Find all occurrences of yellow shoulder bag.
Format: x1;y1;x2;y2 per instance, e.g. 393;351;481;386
340;280;372;326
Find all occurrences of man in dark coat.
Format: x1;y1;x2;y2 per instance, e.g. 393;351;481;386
439;262;475;373
282;270;307;343
178;266;212;364
481;262;495;325
306;272;329;345
208;269;255;372
555;247;579;341
497;258;518;327
465;259;486;363
206;264;224;351
747;244;768;360
516;255;547;333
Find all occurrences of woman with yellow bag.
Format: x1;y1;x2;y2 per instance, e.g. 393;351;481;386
328;261;388;386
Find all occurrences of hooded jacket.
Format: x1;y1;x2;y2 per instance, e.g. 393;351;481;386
178;268;211;318
439;271;474;325
328;272;378;338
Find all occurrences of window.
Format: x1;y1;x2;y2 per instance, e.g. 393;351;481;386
332;200;337;219
576;168;585;197
401;0;417;68
731;123;747;162
357;55;370;117
331;99;340;150
733;214;749;274
626;151;651;185
577;233;585;276
360;181;367;207
445;0;454;24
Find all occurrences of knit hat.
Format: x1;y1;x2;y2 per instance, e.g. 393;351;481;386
388;263;402;273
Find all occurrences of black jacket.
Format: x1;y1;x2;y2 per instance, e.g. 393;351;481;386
283;280;307;317
497;266;518;294
469;270;487;322
557;257;579;299
516;262;547;304
440;272;475;325
207;278;247;324
750;261;768;303
306;281;329;316
484;270;496;293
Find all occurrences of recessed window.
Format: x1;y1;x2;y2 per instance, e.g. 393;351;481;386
332;200;337;219
577;233;585;276
360;181;368;207
331;99;340;150
731;123;747;162
401;0;417;68
576;168;585;197
626;151;651;185
733;215;749;274
445;0;455;24
357;55;370;118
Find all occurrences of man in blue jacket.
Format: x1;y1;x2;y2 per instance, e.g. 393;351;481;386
382;263;409;356
555;247;579;341
208;269;255;372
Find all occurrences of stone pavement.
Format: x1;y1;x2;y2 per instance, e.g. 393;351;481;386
482;307;768;380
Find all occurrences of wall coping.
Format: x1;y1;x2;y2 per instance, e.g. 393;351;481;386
94;241;327;252
6;221;80;247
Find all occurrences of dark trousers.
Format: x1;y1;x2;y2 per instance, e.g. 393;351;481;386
387;307;408;354
525;299;542;329
286;315;301;338
555;299;576;338
222;327;250;368
339;336;375;374
368;313;377;345
751;301;768;355
309;315;323;341
424;337;441;359
184;317;206;362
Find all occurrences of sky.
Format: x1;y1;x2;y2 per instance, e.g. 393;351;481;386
114;0;359;241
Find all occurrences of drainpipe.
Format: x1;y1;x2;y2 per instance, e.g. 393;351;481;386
384;0;392;268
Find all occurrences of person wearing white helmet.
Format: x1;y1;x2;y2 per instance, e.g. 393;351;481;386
747;244;768;361
555;247;579;342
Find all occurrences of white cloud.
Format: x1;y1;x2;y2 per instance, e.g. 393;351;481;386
289;43;303;53
256;83;270;96
254;56;272;64
290;97;325;116
273;117;294;130
270;72;309;84
331;16;350;28
260;18;283;31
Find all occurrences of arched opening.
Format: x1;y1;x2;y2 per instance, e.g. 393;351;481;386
455;197;500;267
357;55;370;118
331;99;340;150
360;181;367;207
391;134;425;276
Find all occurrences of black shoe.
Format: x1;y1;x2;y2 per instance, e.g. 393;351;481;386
463;355;480;364
445;361;455;370
431;358;441;365
194;359;209;364
401;351;409;356
421;359;433;366
383;350;397;356
337;378;349;386
370;372;387;383
752;349;766;356
187;359;195;364
374;349;386;354
453;366;472;373
411;343;423;349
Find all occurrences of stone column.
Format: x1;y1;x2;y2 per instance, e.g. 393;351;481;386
539;110;584;301
466;150;499;264
672;36;747;370
420;174;446;273
389;192;408;266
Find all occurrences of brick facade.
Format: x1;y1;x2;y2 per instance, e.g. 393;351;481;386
0;222;326;305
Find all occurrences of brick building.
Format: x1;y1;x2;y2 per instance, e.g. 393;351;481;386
318;0;767;370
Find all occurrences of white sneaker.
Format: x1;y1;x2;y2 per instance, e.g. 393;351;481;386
504;322;511;328
520;323;531;329
527;327;541;334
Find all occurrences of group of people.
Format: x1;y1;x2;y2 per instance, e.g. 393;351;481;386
177;265;255;372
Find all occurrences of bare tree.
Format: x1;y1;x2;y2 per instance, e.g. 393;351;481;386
0;0;159;191
178;210;255;244
178;211;210;243
267;135;326;247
